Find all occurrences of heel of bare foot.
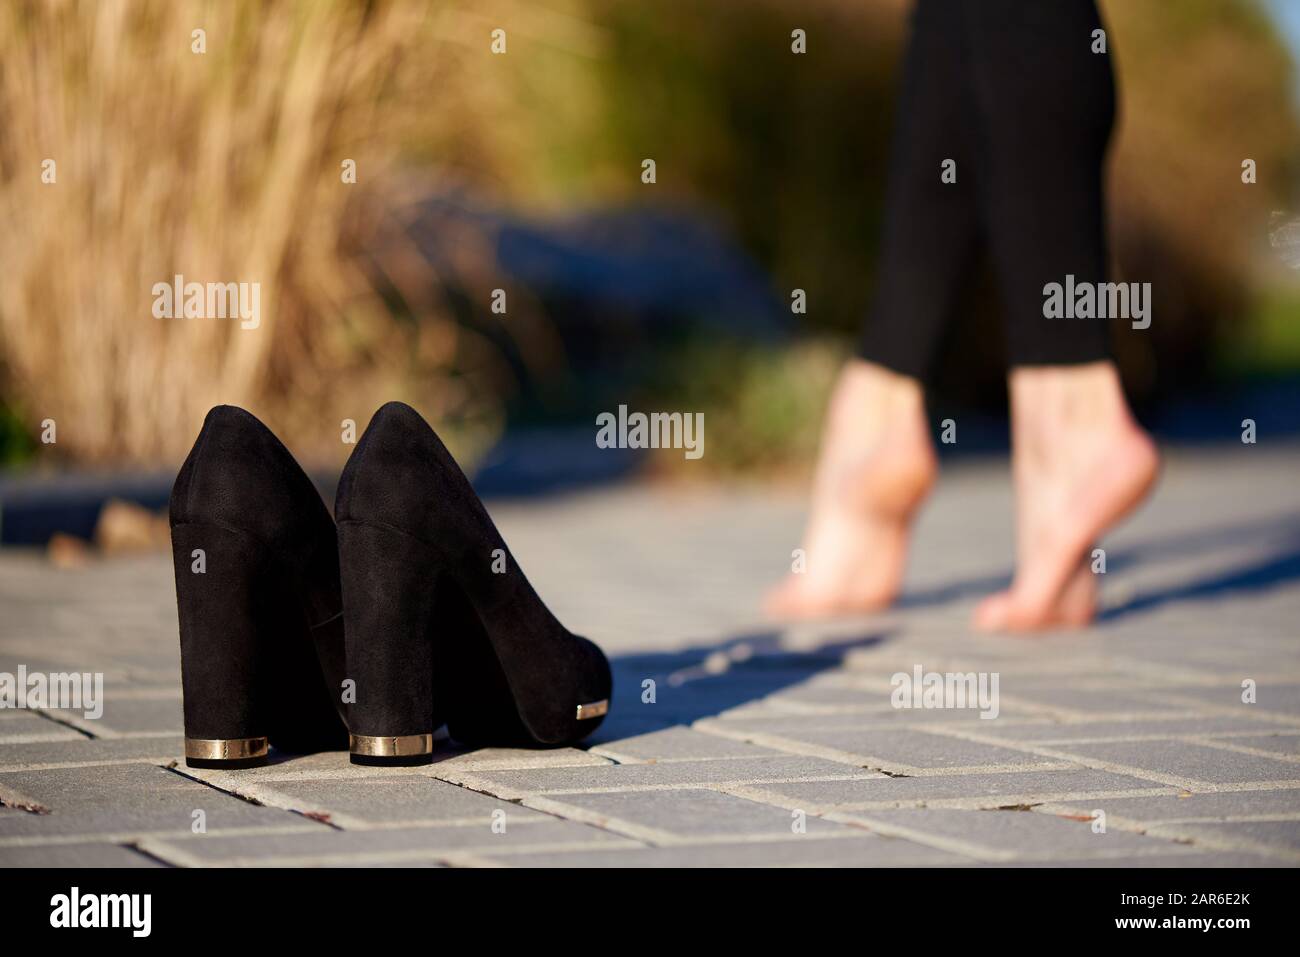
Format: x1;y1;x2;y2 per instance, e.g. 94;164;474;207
973;559;1097;632
765;360;936;620
972;363;1160;633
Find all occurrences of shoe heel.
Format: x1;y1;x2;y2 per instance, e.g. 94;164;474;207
171;522;277;770
441;577;533;748
445;607;611;748
338;520;438;766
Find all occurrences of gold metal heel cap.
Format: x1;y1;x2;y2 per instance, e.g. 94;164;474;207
576;699;609;720
349;733;434;757
185;736;268;761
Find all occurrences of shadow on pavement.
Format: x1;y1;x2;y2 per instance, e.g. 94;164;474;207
1099;541;1300;621
586;629;891;744
896;512;1300;620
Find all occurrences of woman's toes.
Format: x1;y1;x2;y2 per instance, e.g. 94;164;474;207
762;578;803;617
763;577;849;620
973;563;1097;633
972;592;1013;631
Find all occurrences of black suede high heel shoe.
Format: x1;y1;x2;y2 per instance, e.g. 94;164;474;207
170;406;349;768
336;402;611;764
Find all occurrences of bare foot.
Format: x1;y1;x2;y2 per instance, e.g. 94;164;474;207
973;362;1160;632
765;359;936;619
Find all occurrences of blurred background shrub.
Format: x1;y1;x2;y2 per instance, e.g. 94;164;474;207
1;0;1296;474
0;0;504;466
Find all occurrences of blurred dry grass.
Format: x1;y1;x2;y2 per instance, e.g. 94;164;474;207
0;0;522;466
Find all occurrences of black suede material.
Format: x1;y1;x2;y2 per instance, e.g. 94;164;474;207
336;520;439;738
336;402;612;747
170;406;349;757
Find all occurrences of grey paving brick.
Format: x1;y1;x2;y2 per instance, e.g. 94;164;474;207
432;746;613;771
1156;683;1300;717
758;682;904;711
143;819;635;866
177;749;611;792
436;756;883;799
590;727;790;763
697;705;1032;733
1041;789;1300;824
1144;819;1300;857
0;841;165;868
0;736;183;769
246;776;553;827
708;727;1067;774
178;750;408;785
581;711;682;745
0;763;317;840
833;807;1186;861
968;715;1286;744
47;696;182;736
997;851;1282;868
475;834;970;867
0;713;83;743
0;655;134;689
333;859;447;868
526;787;856;842
998;686;1190;717
1045;740;1300;785
1210;733;1300;757
738;768;1176;810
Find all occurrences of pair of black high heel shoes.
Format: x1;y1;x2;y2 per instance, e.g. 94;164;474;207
171;402;611;769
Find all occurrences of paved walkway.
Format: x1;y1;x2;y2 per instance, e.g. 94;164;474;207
2;444;1299;867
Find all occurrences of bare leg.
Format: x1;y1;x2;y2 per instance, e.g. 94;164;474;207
973;362;1159;631
765;358;936;619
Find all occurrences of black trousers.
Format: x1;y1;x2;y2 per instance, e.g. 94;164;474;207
858;0;1115;379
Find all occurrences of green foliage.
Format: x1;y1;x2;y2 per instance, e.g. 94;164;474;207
636;336;845;475
586;0;901;336
0;403;36;467
1218;288;1300;376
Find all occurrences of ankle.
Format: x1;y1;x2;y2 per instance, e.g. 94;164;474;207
832;359;926;435
1010;362;1136;450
